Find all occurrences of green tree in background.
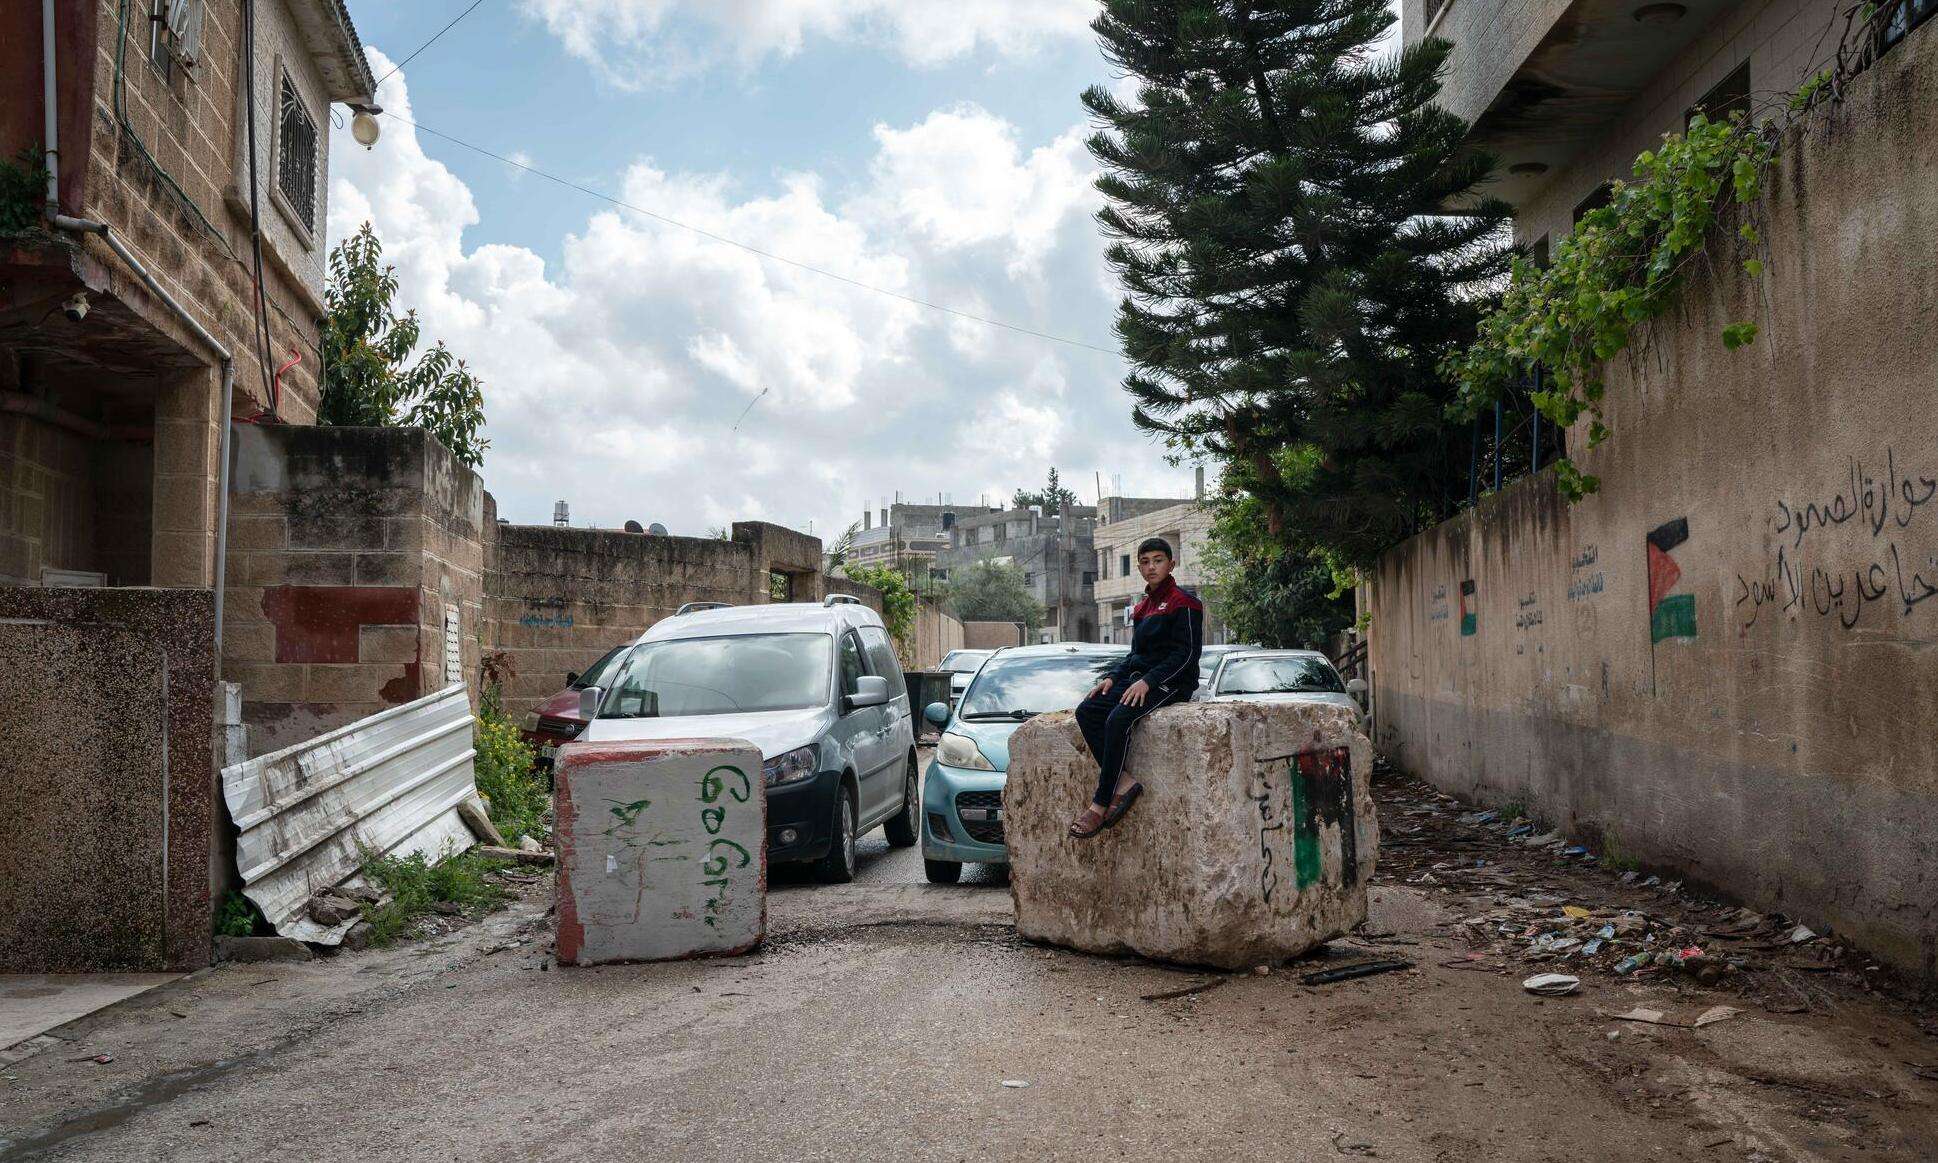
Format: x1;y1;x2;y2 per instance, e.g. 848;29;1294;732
1084;0;1510;567
321;222;488;467
840;564;918;662
1013;468;1079;516
948;560;1043;633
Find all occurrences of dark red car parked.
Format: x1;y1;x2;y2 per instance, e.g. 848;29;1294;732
519;642;631;767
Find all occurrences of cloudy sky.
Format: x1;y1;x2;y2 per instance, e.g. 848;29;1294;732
330;0;1203;539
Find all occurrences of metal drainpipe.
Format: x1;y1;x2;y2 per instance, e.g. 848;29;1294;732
53;217;237;664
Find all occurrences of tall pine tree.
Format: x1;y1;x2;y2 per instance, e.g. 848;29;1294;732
1084;0;1510;566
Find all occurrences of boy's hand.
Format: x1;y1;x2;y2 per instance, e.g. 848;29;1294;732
1087;676;1115;699
1119;679;1151;707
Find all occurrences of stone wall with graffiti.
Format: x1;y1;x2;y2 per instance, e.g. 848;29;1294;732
1366;34;1938;979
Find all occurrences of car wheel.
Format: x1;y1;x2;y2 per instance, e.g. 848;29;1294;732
815;786;857;884
883;755;919;848
924;859;962;884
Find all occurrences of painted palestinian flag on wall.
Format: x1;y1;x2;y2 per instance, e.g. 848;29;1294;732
1646;518;1697;642
1459;579;1477;637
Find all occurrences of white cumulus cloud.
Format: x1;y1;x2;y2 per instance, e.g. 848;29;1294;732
328;50;1193;540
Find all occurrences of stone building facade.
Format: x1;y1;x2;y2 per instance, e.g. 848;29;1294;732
1091;496;1235;646
1;0;374;592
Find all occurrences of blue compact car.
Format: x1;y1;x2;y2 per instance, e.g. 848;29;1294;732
919;643;1127;884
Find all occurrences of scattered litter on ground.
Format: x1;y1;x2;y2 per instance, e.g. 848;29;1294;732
1609;1007;1676;1026
1301;959;1412;986
1001;1079;1030;1088
1141;978;1229;1002
1522;973;1580;996
1694;1005;1740;1028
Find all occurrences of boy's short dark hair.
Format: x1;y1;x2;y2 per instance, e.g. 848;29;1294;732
1136;537;1174;561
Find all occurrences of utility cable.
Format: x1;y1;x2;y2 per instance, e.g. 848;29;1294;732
375;0;491;92
381;111;1121;355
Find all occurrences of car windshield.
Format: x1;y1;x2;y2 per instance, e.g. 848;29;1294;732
1216;657;1345;695
570;644;629;690
597;633;831;718
939;650;992;674
958;653;1125;718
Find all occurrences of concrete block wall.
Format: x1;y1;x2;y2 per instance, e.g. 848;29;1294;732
1368;25;1938;979
224;425;481;756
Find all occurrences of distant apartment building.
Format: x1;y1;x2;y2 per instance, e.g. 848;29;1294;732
934;505;1097;643
1402;0;1862;248
1092;495;1237;646
844;501;1001;573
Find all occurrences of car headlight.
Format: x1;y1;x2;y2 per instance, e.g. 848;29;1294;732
762;745;818;787
937;732;994;771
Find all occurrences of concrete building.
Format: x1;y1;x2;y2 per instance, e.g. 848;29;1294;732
2;1;376;594
845;501;996;573
934;505;1097;643
1403;0;1849;248
1092;496;1235;646
1369;3;1938;977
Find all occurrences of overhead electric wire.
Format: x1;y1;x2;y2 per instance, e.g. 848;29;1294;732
375;0;490;91
379;111;1121;356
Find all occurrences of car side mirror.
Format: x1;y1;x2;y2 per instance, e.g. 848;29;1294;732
1346;678;1368;696
924;701;950;727
566;670;580;687
847;675;889;710
578;685;604;720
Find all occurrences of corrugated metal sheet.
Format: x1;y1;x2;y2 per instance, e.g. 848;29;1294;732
221;684;480;943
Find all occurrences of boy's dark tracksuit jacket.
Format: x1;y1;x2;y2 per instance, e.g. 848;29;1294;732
1111;575;1205;699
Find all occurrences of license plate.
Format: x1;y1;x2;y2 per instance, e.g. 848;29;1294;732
959;808;1001;822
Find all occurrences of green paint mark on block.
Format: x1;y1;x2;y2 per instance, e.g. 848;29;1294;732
1459;613;1477;637
1650;592;1696;642
1289;761;1321;889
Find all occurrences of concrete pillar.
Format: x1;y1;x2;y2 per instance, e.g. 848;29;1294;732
1005;701;1376;969
555;738;767;965
150;368;221;587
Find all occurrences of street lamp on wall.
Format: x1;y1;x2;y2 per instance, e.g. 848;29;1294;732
347;103;383;148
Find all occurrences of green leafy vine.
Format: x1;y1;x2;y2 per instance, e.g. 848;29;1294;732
1445;111;1781;499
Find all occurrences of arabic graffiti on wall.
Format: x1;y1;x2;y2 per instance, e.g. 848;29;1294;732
520;596;574;629
1568;545;1605;602
1427;584;1450;623
1733;449;1938;631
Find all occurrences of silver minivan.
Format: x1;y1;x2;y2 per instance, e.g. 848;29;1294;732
574;596;919;883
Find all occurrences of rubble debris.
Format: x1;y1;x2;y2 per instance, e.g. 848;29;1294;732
1142;978;1229;1001
1610;1007;1677;1026
478;845;554;866
1301;959;1412;985
306;894;363;927
1523;973;1581;996
518;835;543;854
457;794;508;848
1694;1005;1740;1028
1001;1080;1031;1088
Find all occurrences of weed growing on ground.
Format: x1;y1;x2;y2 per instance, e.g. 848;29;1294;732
474;708;548;843
355;848;514;947
215;889;259;937
1500;800;1528;822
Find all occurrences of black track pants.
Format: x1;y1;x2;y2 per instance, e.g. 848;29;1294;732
1074;684;1192;807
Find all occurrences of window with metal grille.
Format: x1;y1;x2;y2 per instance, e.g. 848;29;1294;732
276;74;317;233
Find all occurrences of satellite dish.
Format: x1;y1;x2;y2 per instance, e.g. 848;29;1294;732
623;520;645;533
648;522;669;536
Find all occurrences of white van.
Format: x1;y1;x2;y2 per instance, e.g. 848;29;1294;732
575;596;918;882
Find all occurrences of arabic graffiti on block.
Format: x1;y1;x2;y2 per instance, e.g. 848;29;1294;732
1251;746;1355;904
699;765;752;928
1734;448;1938;631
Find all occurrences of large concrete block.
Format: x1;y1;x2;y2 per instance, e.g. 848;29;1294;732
1005;701;1375;970
555;739;768;965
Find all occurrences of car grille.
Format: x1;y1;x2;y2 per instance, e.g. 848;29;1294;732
955;789;1004;845
535;716;581;739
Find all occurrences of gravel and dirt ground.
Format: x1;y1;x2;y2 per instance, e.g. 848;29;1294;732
2;762;1934;1162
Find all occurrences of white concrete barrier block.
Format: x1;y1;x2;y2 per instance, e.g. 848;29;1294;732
1005;701;1376;969
554;738;767;965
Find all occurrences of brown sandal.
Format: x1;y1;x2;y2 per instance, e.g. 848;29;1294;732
1069;803;1108;839
1101;782;1144;830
